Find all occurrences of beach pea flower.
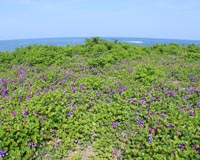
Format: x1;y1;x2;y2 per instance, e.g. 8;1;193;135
0;149;8;158
80;85;85;90
28;141;36;147
68;111;73;117
23;109;28;116
161;113;167;119
112;150;117;156
148;134;153;143
163;87;168;94
137;120;144;127
169;91;175;97
178;144;185;151
111;122;118;128
11;111;16;117
190;109;194;116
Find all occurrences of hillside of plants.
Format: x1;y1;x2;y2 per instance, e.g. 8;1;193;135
0;37;200;159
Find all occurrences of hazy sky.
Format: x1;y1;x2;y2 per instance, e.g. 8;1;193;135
0;0;200;40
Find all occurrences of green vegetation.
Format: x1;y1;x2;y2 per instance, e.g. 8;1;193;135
0;37;200;159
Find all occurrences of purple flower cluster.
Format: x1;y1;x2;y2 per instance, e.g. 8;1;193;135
188;73;198;82
18;68;26;79
119;85;125;94
105;86;111;93
137;120;145;127
163;87;168;94
28;141;36;147
23;109;29;116
0;149;7;158
0;88;9;98
178;144;185;151
161;113;167;119
80;85;85;90
197;102;200;108
188;87;196;94
111;122;118;128
11;111;17;117
169;90;176;97
148;134;153;143
189;109;194;116
53;138;61;147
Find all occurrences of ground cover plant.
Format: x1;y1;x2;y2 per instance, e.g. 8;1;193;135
0;37;200;159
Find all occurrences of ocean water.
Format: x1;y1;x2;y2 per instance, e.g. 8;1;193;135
0;37;200;52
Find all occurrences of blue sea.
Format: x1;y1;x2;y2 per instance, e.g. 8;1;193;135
0;37;200;52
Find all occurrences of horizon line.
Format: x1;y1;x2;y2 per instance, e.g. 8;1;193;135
0;36;200;42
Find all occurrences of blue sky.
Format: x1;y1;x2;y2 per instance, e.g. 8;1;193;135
0;0;200;40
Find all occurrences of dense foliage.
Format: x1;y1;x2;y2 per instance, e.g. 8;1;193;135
0;37;200;159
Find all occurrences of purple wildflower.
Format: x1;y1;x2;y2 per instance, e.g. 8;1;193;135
190;109;194;116
60;78;66;84
50;84;54;91
112;90;117;94
105;86;111;93
11;111;16;117
106;99;110;103
188;87;196;94
163;87;168;94
180;106;187;111
189;74;197;82
151;96;156;101
0;149;8;158
23;109;28;116
35;111;40;115
161;113;167;119
43;88;48;92
112;150;117;156
137;120;145;127
42;76;46;81
141;99;146;105
40;116;46;121
72;87;77;93
68;111;73;117
111;122;118;128
28;141;36;147
192;144;199;153
1;88;9;97
119;85;125;94
128;68;133;73
169;91;176;97
166;123;174;128
19;95;23;100
148;126;158;133
178;144;185;151
148;134;153;143
26;95;32;100
80;85;85;90
96;92;102;96
157;96;161;102
71;106;76;111
51;129;56;135
53;138;61;147
196;102;200;108
18;68;26;79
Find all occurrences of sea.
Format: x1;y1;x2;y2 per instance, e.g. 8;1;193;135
0;37;200;52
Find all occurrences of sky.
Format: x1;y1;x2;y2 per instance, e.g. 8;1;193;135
0;0;200;40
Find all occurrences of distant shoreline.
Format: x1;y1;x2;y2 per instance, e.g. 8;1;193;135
0;37;200;52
